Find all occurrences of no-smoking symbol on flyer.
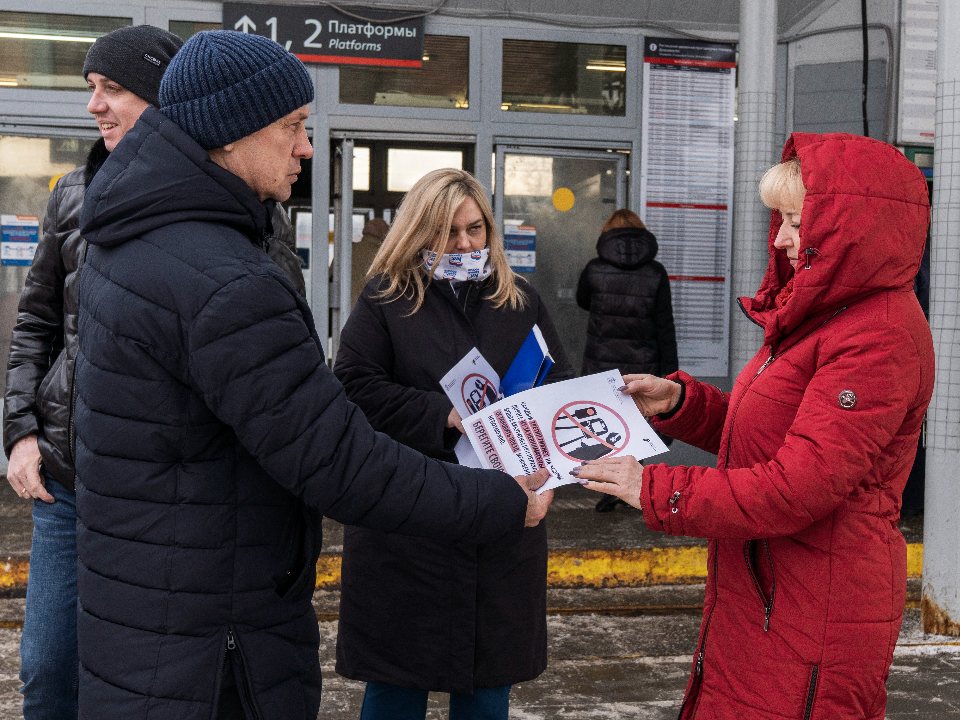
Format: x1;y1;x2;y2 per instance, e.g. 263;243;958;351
462;373;498;414
551;401;630;462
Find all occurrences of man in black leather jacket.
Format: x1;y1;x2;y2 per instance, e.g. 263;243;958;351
0;25;302;720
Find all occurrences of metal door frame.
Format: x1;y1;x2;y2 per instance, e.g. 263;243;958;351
493;145;628;234
330;138;353;362
328;132;478;363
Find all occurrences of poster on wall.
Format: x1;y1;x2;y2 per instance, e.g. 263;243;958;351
639;37;736;378
504;223;536;273
0;215;39;266
899;0;937;146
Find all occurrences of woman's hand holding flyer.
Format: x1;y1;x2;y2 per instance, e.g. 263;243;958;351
458;370;668;493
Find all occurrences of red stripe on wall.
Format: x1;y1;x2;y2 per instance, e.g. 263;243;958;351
644;57;736;68
647;202;728;211
295;54;422;68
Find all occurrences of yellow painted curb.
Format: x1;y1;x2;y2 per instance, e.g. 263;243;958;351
907;543;923;579
547;547;709;588
0;557;29;592
316;553;342;589
315;543;924;591
0;544;924;593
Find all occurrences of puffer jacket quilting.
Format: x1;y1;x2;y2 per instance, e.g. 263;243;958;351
576;227;678;377
74;107;528;720
644;133;934;720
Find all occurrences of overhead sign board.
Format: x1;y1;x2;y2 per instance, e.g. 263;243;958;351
222;3;424;67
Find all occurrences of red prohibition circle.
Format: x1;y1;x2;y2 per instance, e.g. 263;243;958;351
550;400;630;462
462;373;497;412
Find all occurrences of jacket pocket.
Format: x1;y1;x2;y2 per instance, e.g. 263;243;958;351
275;503;320;600
744;539;776;631
35;350;66;419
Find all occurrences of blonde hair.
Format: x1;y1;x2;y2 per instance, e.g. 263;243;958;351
368;168;526;313
759;158;805;210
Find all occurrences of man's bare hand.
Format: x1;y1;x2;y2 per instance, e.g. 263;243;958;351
620;374;683;418
515;468;553;527
8;435;53;503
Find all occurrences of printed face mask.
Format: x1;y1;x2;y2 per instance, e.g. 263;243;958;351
422;248;492;282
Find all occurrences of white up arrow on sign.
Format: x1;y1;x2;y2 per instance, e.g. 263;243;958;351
234;15;256;33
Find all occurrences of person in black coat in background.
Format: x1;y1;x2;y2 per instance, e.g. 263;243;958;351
576;209;678;511
333;168;574;720
74;33;552;720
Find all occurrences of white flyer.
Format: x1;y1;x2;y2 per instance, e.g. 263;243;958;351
439;347;501;420
462;370;669;493
455;435;484;468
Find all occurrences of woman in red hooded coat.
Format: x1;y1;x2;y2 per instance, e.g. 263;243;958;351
576;133;935;720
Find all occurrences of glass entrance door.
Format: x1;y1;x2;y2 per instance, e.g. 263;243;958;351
494;146;626;373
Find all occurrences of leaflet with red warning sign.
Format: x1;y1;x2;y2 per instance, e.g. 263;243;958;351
440;348;501;421
462;370;669;493
439;349;501;467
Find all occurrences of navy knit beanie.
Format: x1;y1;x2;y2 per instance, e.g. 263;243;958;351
159;30;314;150
83;25;183;107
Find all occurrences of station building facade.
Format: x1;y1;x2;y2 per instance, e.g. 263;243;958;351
0;0;935;468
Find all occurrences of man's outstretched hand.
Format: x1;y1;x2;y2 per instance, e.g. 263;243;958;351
515;468;553;527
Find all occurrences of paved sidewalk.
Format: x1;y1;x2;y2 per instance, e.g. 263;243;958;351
0;473;942;718
0;603;954;718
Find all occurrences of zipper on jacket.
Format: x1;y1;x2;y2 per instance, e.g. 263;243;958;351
743;540;776;631
803;248;821;270
68;381;78;464
226;629;263;720
677;546;718;720
67;243;89;466
803;665;819;720
722;353;775;466
668;491;681;514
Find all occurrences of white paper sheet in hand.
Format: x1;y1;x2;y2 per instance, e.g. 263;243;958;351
439;348;502;420
461;370;669;493
455;435;484;468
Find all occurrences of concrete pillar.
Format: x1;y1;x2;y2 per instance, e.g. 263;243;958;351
923;0;960;636
729;0;778;376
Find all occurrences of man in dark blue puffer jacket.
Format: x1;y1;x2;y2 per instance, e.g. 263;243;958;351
75;30;552;720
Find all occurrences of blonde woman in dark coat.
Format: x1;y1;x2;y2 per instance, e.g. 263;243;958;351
333;168;573;720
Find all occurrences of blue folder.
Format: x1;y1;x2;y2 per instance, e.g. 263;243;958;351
500;325;554;397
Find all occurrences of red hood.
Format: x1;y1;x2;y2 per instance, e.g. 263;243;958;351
740;133;930;347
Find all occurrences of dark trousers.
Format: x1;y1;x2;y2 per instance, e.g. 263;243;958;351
360;682;511;720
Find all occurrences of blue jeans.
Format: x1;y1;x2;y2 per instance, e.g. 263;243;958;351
20;474;78;720
360;683;511;720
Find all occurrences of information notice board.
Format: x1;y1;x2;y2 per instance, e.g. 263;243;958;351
898;0;937;146
640;37;736;377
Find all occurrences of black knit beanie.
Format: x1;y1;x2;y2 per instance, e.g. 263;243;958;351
83;25;183;107
159;30;314;150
